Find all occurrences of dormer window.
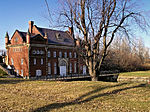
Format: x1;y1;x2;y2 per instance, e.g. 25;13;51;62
56;33;63;41
56;33;61;39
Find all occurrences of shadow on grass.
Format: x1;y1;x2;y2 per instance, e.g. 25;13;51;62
0;78;32;84
32;82;146;112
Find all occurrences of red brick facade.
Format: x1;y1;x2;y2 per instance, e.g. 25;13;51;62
5;21;87;78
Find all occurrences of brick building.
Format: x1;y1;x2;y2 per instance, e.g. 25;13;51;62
5;21;87;78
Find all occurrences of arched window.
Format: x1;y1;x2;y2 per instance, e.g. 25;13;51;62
64;52;67;58
69;52;72;58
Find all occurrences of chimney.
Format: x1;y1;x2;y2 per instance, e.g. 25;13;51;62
44;32;48;39
5;32;9;45
29;21;34;33
68;27;73;36
26;30;30;44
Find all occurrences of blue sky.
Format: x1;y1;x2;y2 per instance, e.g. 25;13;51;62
0;0;150;50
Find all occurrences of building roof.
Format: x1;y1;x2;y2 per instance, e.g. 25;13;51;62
37;27;74;46
15;26;75;46
18;31;27;42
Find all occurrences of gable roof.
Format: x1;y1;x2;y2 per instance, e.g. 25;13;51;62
18;31;27;42
36;27;75;46
10;22;75;46
11;30;27;42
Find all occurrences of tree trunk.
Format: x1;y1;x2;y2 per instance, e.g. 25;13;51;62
91;75;98;81
88;61;99;81
91;72;99;81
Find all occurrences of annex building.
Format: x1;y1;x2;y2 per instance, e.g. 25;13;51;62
5;21;87;78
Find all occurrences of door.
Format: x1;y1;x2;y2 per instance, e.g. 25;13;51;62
60;66;66;76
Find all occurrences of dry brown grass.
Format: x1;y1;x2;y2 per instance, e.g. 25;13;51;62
0;78;150;112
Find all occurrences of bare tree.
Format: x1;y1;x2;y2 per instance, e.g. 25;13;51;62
46;0;149;81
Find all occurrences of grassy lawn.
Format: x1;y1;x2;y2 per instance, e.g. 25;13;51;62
119;70;150;77
0;78;150;112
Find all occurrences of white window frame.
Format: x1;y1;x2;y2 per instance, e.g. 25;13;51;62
53;51;56;58
69;52;72;58
36;70;42;76
37;50;40;54
32;50;36;54
59;52;62;58
48;51;50;57
48;62;51;75
40;50;44;54
54;62;57;74
16;70;19;76
74;52;77;58
34;58;36;65
64;52;67;58
21;69;23;76
41;58;43;65
21;59;23;65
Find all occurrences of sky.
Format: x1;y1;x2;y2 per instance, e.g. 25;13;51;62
0;0;150;50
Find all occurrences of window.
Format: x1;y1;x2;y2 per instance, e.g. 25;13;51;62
53;51;56;58
34;58;36;65
16;70;19;76
70;63;72;73
41;58;43;65
74;62;77;73
59;52;62;58
21;69;23;76
32;50;36;54
54;62;57;74
64;52;67;58
40;50;44;54
15;37;18;43
48;62;51;75
48;51;50;57
69;52;72;58
74;52;77;58
36;70;42;76
21;59;23;65
11;58;14;65
37;50;40;54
